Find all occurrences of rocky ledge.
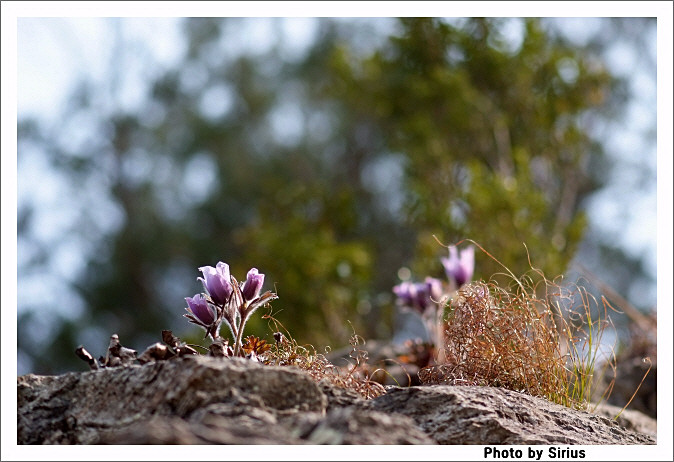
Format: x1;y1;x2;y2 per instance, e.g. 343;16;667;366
17;356;655;445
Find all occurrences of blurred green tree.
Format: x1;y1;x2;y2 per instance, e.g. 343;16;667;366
18;18;634;374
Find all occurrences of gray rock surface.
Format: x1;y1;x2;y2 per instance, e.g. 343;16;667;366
369;385;655;445
593;403;657;438
17;355;656;445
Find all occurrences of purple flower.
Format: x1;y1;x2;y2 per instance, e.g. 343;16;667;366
242;268;264;301
198;261;233;305
393;281;417;306
394;278;444;313
185;294;216;326
425;277;444;303
441;245;474;287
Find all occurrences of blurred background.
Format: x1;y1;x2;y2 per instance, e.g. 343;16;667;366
17;17;657;376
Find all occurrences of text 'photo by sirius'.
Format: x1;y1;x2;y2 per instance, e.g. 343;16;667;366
484;446;586;460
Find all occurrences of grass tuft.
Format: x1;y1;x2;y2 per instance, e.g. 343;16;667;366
419;243;620;410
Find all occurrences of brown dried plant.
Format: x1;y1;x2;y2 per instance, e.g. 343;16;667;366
419;241;621;410
261;312;386;399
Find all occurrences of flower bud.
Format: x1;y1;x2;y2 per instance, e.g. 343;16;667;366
441;245;475;287
185;294;215;325
242;268;264;301
424;277;444;303
393;281;417;306
413;282;431;311
198;261;233;305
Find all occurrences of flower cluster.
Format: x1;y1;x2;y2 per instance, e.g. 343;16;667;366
185;262;277;357
393;245;475;314
392;245;475;363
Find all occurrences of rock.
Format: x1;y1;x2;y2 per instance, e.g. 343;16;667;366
17;355;655;445
369;385;655;445
317;378;369;411
18;356;326;444
296;407;434;444
593;403;657;438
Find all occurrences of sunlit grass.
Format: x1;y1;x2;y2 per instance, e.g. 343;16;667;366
418;241;621;410
260;313;387;399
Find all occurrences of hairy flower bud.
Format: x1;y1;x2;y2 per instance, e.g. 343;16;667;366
198;261;233;305
241;268;264;301
185;294;215;326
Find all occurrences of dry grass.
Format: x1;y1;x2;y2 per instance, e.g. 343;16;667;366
418;242;620;410
260;313;387;399
420;280;568;401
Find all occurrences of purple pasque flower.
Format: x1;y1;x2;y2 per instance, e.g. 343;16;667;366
424;276;444;303
185;293;216;326
241;268;264;302
441;245;474;287
394;277;444;313
198;261;233;305
393;281;417;307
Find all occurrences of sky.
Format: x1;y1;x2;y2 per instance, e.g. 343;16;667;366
3;2;674;461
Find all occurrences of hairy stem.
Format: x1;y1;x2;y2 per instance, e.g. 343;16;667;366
233;303;249;357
